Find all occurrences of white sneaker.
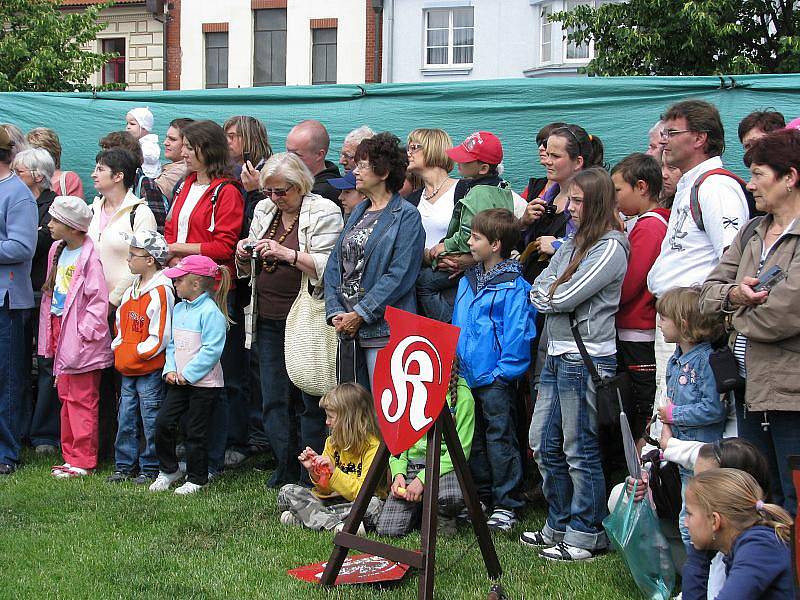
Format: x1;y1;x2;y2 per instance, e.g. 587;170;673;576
280;511;302;527
174;481;203;495
334;520;366;536
149;470;184;492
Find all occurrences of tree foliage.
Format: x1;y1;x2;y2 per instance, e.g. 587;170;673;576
552;0;800;76
0;0;122;92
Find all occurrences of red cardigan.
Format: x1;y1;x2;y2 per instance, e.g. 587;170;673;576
617;208;670;331
164;172;244;281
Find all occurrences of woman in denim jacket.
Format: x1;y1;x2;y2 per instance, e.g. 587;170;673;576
324;133;425;389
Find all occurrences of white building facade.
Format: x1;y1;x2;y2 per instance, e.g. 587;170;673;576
381;0;612;83
179;0;371;89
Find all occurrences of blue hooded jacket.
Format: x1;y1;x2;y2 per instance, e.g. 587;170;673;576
717;525;793;600
452;259;537;388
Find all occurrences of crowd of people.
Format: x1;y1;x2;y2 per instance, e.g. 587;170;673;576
1;99;798;597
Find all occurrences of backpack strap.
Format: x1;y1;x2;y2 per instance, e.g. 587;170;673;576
737;215;764;253
639;211;668;228
689;168;748;232
129;203;139;230
59;171;68;195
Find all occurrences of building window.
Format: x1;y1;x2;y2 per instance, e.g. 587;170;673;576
254;8;287;86
424;7;474;67
540;5;553;64
564;0;591;60
101;38;126;85
312;28;337;85
205;32;228;89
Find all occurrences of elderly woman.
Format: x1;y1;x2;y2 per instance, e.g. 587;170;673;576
26;127;84;199
236;152;343;488
700;128;800;515
12;148;60;453
324;132;425;387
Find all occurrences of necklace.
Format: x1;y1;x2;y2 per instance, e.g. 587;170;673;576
261;210;300;273
422;176;450;202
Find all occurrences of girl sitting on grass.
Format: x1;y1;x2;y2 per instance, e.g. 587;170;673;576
278;383;383;534
685;468;794;599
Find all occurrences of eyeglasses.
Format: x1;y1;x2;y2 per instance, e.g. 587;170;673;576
407;143;424;154
660;129;709;139
354;162;373;172
260;187;293;198
340;151;355;161
536;138;547;148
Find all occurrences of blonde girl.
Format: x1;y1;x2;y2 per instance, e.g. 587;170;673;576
685;469;794;599
150;255;231;495
277;382;383;533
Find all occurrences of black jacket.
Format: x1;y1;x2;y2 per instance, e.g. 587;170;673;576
312;160;342;205
32;189;57;291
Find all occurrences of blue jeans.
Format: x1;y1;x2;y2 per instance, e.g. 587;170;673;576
469;380;523;510
530;352;615;551
0;296;27;466
114;370;164;475
257;317;325;488
735;389;800;516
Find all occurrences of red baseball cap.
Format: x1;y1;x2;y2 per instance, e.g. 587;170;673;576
446;131;504;165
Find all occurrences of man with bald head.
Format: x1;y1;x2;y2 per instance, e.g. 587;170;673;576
285;119;341;204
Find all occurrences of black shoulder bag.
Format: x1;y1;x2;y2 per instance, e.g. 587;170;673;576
569;313;632;427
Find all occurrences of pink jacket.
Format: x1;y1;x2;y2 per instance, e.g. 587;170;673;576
38;237;114;376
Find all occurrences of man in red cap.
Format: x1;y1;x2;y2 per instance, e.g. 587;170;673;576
416;131;519;323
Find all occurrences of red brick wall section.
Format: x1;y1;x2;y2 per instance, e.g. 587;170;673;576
165;0;181;90
310;18;338;30
202;22;229;33
251;0;287;8
364;0;383;83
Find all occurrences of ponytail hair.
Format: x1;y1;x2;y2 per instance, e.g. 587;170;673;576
689;468;793;544
447;356;460;408
198;265;232;326
550;124;604;169
548;168;621;298
41;241;67;294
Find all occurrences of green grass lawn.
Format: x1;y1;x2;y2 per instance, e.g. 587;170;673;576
0;450;644;599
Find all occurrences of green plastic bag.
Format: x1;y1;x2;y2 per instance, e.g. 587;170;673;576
603;481;676;600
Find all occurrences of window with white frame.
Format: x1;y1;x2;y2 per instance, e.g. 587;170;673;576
540;4;553;64
564;0;591;60
424;7;474;67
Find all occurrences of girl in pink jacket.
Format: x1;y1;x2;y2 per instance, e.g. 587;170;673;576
38;196;113;478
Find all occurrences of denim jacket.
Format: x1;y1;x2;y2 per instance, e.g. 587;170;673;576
664;342;727;443
324;194;425;341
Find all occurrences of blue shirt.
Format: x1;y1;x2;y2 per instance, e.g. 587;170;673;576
0;173;37;309
50;246;82;316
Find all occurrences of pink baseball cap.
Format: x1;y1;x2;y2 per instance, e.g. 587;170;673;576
786;117;800;131
163;255;222;280
446;131;504;165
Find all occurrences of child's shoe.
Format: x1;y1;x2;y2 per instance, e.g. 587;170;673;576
486;508;517;533
537;541;607;562
54;466;90;478
51;463;71;476
333;520;366;536
149;470;184;492
174;481;203;495
280;511;302;527
106;470;133;483
131;472;157;485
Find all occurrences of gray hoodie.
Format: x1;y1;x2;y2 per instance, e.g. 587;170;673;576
530;230;629;355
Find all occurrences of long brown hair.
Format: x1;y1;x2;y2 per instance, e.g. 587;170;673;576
549;167;622;298
319;383;380;455
42;241;67;294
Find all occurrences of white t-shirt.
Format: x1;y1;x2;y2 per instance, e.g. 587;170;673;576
176;183;210;243
647;156;749;298
417;183;456;249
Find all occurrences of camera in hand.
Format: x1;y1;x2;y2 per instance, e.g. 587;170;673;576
753;265;786;293
544;203;557;216
244;241;259;259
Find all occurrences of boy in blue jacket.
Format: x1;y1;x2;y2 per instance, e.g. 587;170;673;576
452;208;537;532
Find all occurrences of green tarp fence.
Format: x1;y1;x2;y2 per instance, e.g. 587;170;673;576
2;74;799;195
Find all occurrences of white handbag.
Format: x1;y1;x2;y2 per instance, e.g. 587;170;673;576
284;273;338;397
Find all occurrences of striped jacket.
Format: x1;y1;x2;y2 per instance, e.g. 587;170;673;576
530;230;629;356
112;271;175;376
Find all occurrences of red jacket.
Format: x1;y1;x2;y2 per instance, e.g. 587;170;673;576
617;208;670;331
164;172;244;281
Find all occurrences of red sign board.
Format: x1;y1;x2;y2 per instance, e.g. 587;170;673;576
288;553;411;585
372;307;461;455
